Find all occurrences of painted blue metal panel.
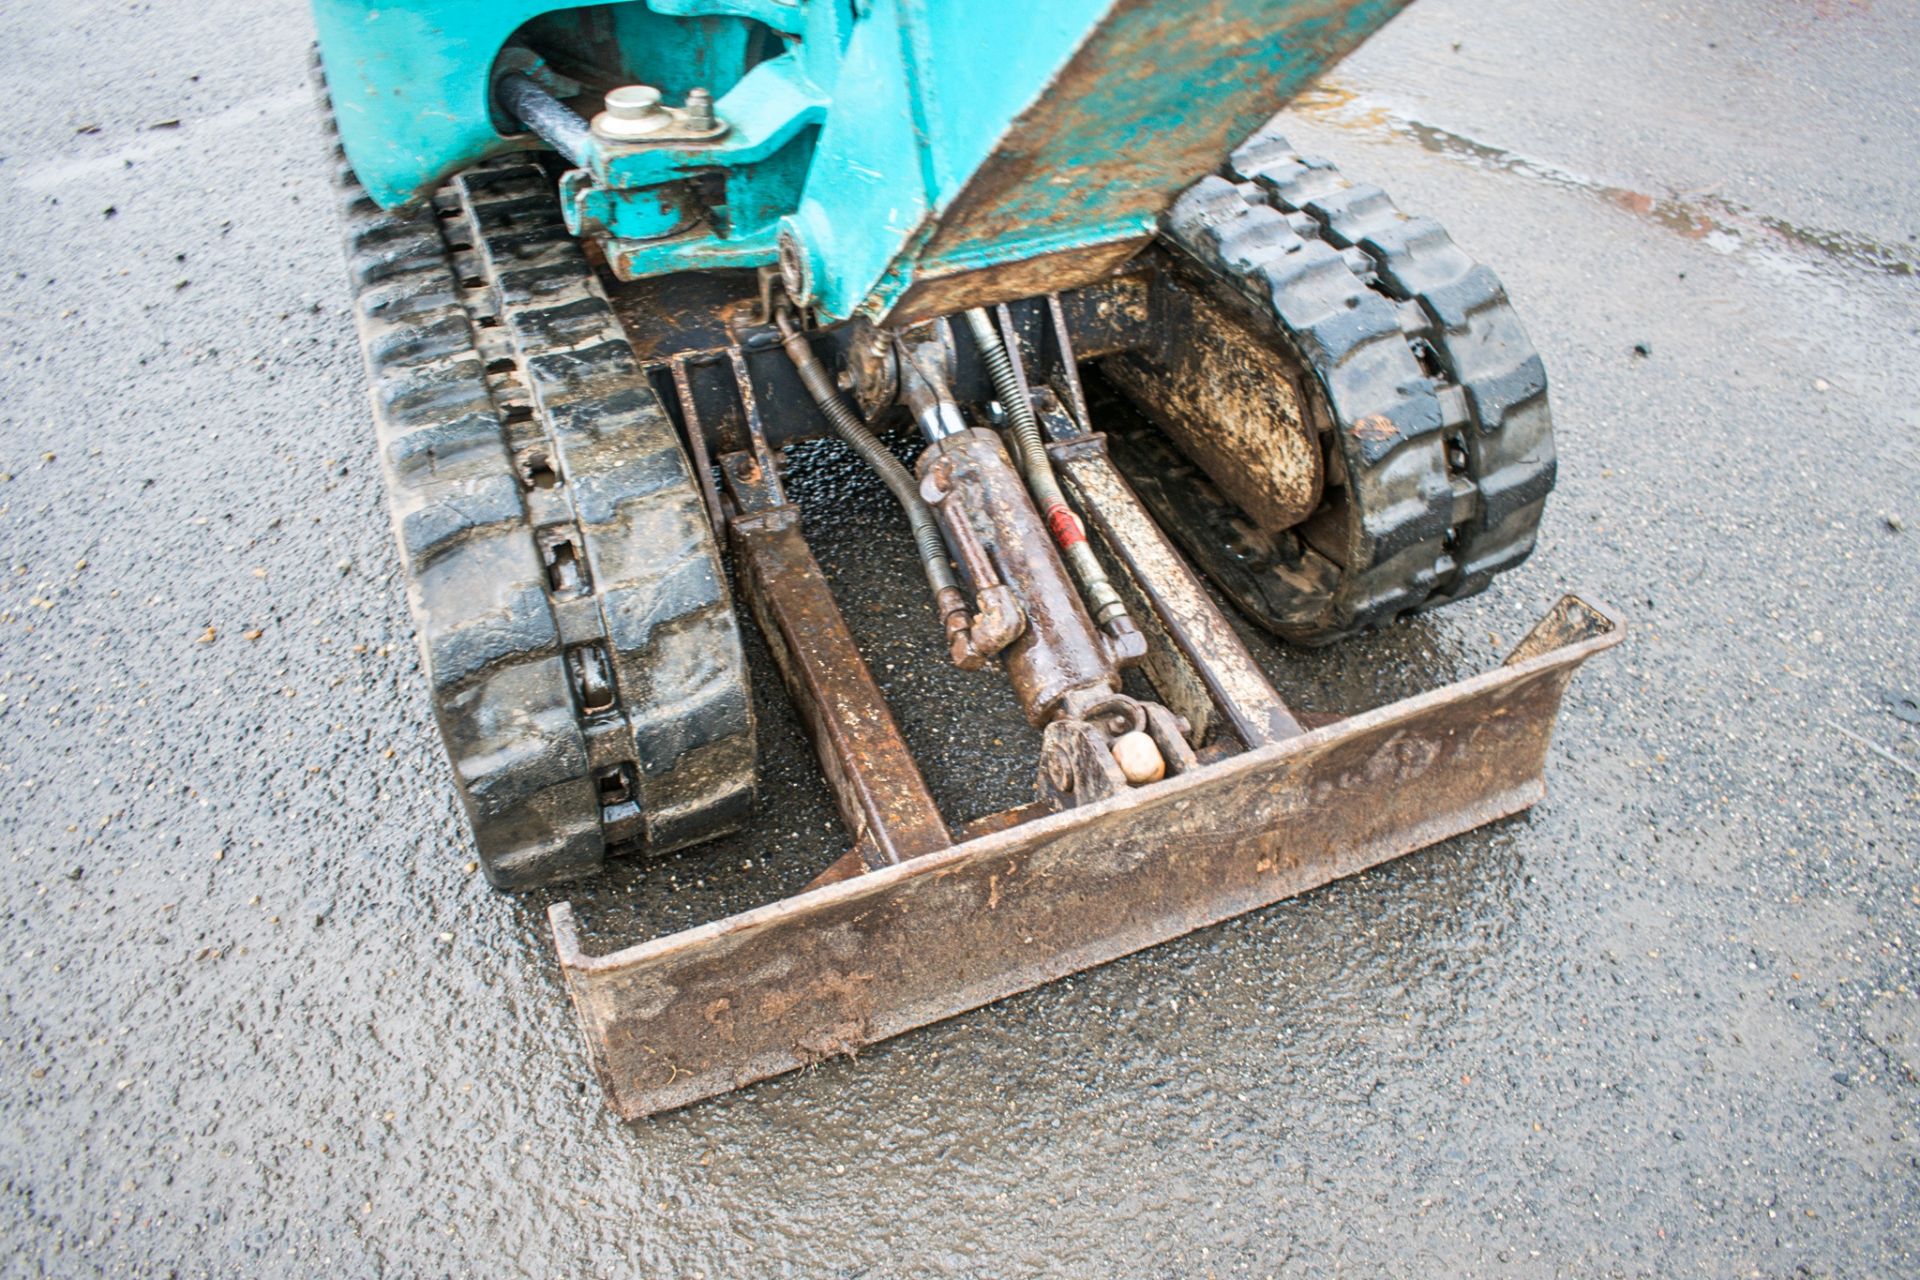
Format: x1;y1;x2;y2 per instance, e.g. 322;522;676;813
312;0;1412;318
897;0;1113;200
313;0;560;208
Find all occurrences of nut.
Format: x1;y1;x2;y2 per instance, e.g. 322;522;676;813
1043;746;1076;793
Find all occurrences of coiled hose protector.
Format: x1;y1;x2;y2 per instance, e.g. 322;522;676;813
963;309;1061;509
964;308;1127;627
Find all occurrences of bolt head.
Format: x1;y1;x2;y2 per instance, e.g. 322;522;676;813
776;225;812;306
594;85;672;141
604;85;664;120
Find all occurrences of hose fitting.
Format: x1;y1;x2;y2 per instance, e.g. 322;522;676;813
963;308;1133;636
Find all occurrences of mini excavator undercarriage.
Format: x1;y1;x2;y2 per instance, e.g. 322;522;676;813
313;0;1618;1116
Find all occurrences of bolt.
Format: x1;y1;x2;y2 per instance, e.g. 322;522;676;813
684;87;715;129
1044;748;1075;794
595;84;671;140
776;225;813;306
606;85;663;119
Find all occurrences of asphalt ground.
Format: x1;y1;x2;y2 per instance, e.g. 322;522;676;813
1;0;1916;1275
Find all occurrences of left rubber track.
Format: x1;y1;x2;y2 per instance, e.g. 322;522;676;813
317;56;756;889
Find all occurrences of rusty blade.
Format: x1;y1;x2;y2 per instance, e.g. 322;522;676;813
551;593;1623;1120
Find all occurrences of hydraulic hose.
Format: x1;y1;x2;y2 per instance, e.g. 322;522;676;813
775;307;964;621
963;308;1129;629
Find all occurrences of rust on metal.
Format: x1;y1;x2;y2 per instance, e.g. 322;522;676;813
915;0;1410;281
552;593;1622;1119
723;343;783;482
715;351;952;871
604;267;761;365
729;506;954;868
920;428;1128;726
1037;694;1197;809
1048;273;1153;366
1101;274;1324;531
1050;431;1304;747
884;239;1146;329
801;847;872;893
667;355;727;536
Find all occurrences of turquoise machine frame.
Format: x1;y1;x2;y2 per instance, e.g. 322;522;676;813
312;0;1409;324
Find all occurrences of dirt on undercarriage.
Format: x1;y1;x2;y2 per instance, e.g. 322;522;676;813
0;0;1915;1275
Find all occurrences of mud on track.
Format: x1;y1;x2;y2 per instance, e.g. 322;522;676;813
0;0;1915;1274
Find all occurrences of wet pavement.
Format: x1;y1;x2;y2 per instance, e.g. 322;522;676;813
1;0;1916;1274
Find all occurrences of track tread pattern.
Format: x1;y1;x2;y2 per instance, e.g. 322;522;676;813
1140;174;1451;642
454;166;757;855
1124;127;1554;644
1230;128;1556;606
317;60;754;887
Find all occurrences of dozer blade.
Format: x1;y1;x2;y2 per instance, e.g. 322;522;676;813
551;594;1621;1120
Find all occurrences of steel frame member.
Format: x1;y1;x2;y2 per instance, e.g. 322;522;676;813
548;297;1621;1119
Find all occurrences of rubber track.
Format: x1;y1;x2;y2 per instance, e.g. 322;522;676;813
1123;128;1553;644
1229;126;1556;607
317;61;754;888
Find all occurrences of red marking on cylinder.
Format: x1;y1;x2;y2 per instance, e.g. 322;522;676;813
1045;502;1085;549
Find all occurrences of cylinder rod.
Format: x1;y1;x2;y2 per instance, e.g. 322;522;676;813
495;72;593;167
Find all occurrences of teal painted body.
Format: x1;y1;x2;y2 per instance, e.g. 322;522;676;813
313;0;1409;322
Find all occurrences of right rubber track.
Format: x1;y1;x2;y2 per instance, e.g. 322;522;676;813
1231;127;1556;609
1108;127;1556;645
